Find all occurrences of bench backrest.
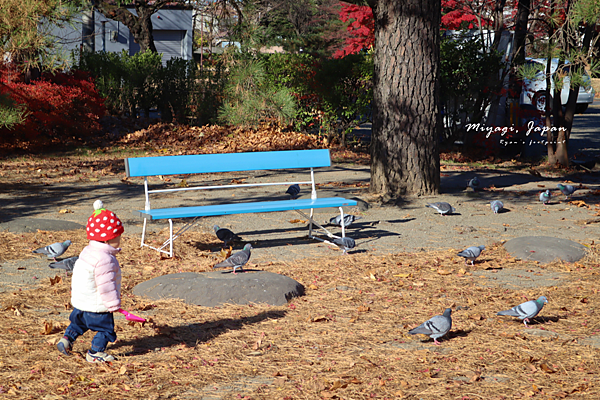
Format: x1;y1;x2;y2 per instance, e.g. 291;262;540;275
125;149;332;177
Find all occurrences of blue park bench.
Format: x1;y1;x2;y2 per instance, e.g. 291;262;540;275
124;149;358;257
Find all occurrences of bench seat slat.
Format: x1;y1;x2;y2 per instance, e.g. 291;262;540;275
125;149;332;177
137;197;357;220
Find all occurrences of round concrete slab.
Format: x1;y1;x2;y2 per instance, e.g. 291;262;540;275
504;236;587;263
132;271;304;307
0;218;84;233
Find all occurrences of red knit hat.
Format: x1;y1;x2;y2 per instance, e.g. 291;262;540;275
86;200;124;241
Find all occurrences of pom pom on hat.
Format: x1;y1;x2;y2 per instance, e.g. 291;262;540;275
86;200;124;241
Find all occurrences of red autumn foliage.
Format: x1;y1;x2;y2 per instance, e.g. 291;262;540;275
441;0;487;30
0;63;106;142
334;3;374;59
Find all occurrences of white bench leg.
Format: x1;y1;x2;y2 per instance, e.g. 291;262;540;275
141;218;148;248
339;207;346;238
296;209;339;241
169;219;173;257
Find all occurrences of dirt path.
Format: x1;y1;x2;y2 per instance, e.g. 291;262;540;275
1;159;599;292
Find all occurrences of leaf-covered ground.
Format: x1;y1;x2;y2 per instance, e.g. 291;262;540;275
1;121;600;399
0;228;600;399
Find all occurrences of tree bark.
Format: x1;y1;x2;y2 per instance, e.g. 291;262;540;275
92;0;177;53
509;0;530;101
368;0;440;197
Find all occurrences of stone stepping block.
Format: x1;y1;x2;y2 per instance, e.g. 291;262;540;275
133;271;304;307
504;236;587;263
0;218;84;233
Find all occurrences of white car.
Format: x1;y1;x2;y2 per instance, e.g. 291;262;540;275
520;58;595;113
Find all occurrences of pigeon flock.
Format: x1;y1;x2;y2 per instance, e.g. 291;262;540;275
409;296;549;345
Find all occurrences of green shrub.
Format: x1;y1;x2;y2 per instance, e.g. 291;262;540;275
440;33;505;147
190;57;226;126
262;52;373;145
75;49;162;118
218;57;297;127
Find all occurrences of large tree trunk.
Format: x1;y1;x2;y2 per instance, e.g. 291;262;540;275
368;0;440;197
92;0;175;53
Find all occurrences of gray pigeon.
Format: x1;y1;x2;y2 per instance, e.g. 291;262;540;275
328;214;362;227
457;245;485;265
497;296;548;327
333;236;355;254
557;183;576;199
408;308;452;345
213;225;241;247
49;256;79;272
539;190;551;205
467;176;480;191
286;184;301;199
33;240;72;261
426;202;455;216
214;244;252;274
490;200;504;214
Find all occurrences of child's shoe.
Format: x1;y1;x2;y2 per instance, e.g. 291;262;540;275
86;350;115;363
56;337;72;356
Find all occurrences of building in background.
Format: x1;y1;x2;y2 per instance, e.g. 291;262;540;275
48;6;193;66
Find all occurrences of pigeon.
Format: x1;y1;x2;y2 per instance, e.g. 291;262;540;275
557;183;576;200
33;240;72;261
328;214;362;227
49;256;79;272
213;243;252;274
539;190;551;205
333;236;355;254
426;202;455;216
497;296;548;327
457;245;485;265
490;200;504;214
286;184;301;199
408;308;453;345
467;176;480;191
213;225;241;247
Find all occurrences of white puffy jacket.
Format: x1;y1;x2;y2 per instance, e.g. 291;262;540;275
71;241;122;313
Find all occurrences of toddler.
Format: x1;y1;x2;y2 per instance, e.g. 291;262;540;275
57;200;124;363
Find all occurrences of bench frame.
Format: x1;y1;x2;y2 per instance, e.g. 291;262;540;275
124;150;357;257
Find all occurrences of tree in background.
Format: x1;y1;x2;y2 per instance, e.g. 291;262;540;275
333;3;374;58
535;0;599;166
257;0;349;57
0;0;86;75
0;0;87;130
90;0;186;53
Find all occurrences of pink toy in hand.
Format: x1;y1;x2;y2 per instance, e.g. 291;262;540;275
118;308;146;322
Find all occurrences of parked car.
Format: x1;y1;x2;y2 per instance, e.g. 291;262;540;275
520;58;595;114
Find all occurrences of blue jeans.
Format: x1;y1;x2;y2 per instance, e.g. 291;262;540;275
64;308;116;353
